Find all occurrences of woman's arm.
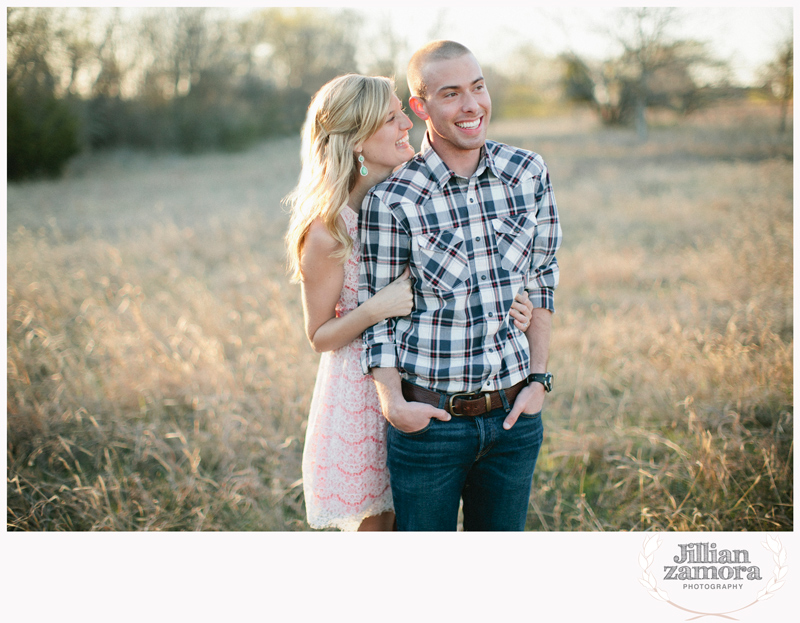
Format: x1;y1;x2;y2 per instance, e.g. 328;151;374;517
300;219;412;353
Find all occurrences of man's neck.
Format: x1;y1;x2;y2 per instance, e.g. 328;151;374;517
427;132;483;179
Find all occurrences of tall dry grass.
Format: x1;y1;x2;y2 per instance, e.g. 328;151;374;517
492;102;792;531
7;103;793;531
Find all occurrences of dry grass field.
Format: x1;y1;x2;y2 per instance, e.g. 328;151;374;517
7;101;793;531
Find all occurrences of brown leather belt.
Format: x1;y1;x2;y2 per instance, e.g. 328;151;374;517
401;379;528;417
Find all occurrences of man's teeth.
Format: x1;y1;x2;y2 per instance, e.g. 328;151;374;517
456;119;480;129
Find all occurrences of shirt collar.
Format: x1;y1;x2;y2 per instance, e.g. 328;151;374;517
419;132;498;187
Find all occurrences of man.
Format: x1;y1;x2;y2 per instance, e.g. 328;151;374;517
359;40;562;531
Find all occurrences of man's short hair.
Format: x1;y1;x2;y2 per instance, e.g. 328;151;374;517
407;40;473;100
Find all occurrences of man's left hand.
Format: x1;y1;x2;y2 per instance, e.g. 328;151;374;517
504;382;546;430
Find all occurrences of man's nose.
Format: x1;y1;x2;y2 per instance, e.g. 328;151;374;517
461;91;479;112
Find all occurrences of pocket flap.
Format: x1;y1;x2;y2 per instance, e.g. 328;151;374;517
415;227;465;252
491;214;536;237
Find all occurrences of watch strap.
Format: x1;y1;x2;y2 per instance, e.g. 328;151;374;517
527;372;553;392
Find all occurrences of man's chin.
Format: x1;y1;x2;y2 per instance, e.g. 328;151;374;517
454;136;487;152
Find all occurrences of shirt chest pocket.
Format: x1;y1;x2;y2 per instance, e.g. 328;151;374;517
492;213;537;275
412;227;470;294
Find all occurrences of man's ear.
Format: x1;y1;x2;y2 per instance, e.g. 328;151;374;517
409;96;429;121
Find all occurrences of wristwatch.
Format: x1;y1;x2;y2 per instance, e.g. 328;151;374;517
527;372;553;392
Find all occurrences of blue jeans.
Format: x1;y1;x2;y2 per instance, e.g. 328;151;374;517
386;400;544;531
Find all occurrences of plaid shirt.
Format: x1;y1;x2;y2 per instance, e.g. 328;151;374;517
359;135;561;394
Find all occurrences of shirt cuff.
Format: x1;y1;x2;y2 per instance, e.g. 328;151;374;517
362;343;399;375
524;287;556;313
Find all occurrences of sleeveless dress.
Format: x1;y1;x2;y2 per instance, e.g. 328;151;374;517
301;207;393;531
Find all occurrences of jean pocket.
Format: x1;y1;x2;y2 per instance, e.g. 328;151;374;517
519;411;542;419
390;418;434;437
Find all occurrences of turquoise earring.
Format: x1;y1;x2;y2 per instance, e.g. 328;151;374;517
358;155;368;176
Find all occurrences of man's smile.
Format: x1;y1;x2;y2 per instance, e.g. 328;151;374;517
455;118;482;130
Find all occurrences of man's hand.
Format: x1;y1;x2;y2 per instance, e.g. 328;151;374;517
371;367;450;433
384;398;451;433
503;381;546;430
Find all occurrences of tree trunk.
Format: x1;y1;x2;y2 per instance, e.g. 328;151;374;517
634;97;648;141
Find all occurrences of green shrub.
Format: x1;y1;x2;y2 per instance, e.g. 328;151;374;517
7;80;80;180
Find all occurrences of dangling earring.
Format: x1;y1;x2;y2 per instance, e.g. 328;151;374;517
358;155;368;177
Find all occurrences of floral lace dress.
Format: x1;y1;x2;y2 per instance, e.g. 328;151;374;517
302;207;393;531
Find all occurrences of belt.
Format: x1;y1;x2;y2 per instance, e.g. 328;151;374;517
401;379;529;417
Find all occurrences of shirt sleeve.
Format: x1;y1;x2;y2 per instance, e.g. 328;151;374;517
358;190;411;374
526;160;562;312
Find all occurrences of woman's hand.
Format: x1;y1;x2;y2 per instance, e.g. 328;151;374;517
366;266;413;322
510;290;534;331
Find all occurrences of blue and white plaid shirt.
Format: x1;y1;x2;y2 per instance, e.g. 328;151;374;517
359;134;562;394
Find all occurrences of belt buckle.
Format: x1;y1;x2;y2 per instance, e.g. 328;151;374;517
448;391;492;416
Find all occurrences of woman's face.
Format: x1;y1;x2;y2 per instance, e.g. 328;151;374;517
358;94;415;177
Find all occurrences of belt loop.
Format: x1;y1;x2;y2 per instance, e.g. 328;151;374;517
436;390;448;411
499;386;511;412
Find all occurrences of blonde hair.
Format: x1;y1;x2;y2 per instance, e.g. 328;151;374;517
407;40;473;99
284;74;395;282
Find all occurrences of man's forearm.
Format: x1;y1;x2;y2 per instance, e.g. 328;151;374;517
525;307;552;374
503;307;552;429
371;366;451;432
370;367;404;418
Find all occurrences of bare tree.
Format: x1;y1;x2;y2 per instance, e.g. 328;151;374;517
6;7;412;161
763;35;793;134
363;16;408;81
562;8;728;140
7;7;58;93
616;7;675;139
247;8;360;93
51;8;99;97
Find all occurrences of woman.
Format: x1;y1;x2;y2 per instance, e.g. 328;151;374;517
285;74;534;531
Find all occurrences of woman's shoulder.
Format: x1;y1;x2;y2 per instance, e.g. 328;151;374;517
306;217;339;246
302;217;344;266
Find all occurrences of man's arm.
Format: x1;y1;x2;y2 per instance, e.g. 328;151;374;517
503;157;561;430
525;160;562;310
371;367;450;433
359;191;450;432
503;306;552;430
358;192;410;374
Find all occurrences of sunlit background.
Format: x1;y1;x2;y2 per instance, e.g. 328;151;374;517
6;6;793;534
6;6;792;179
